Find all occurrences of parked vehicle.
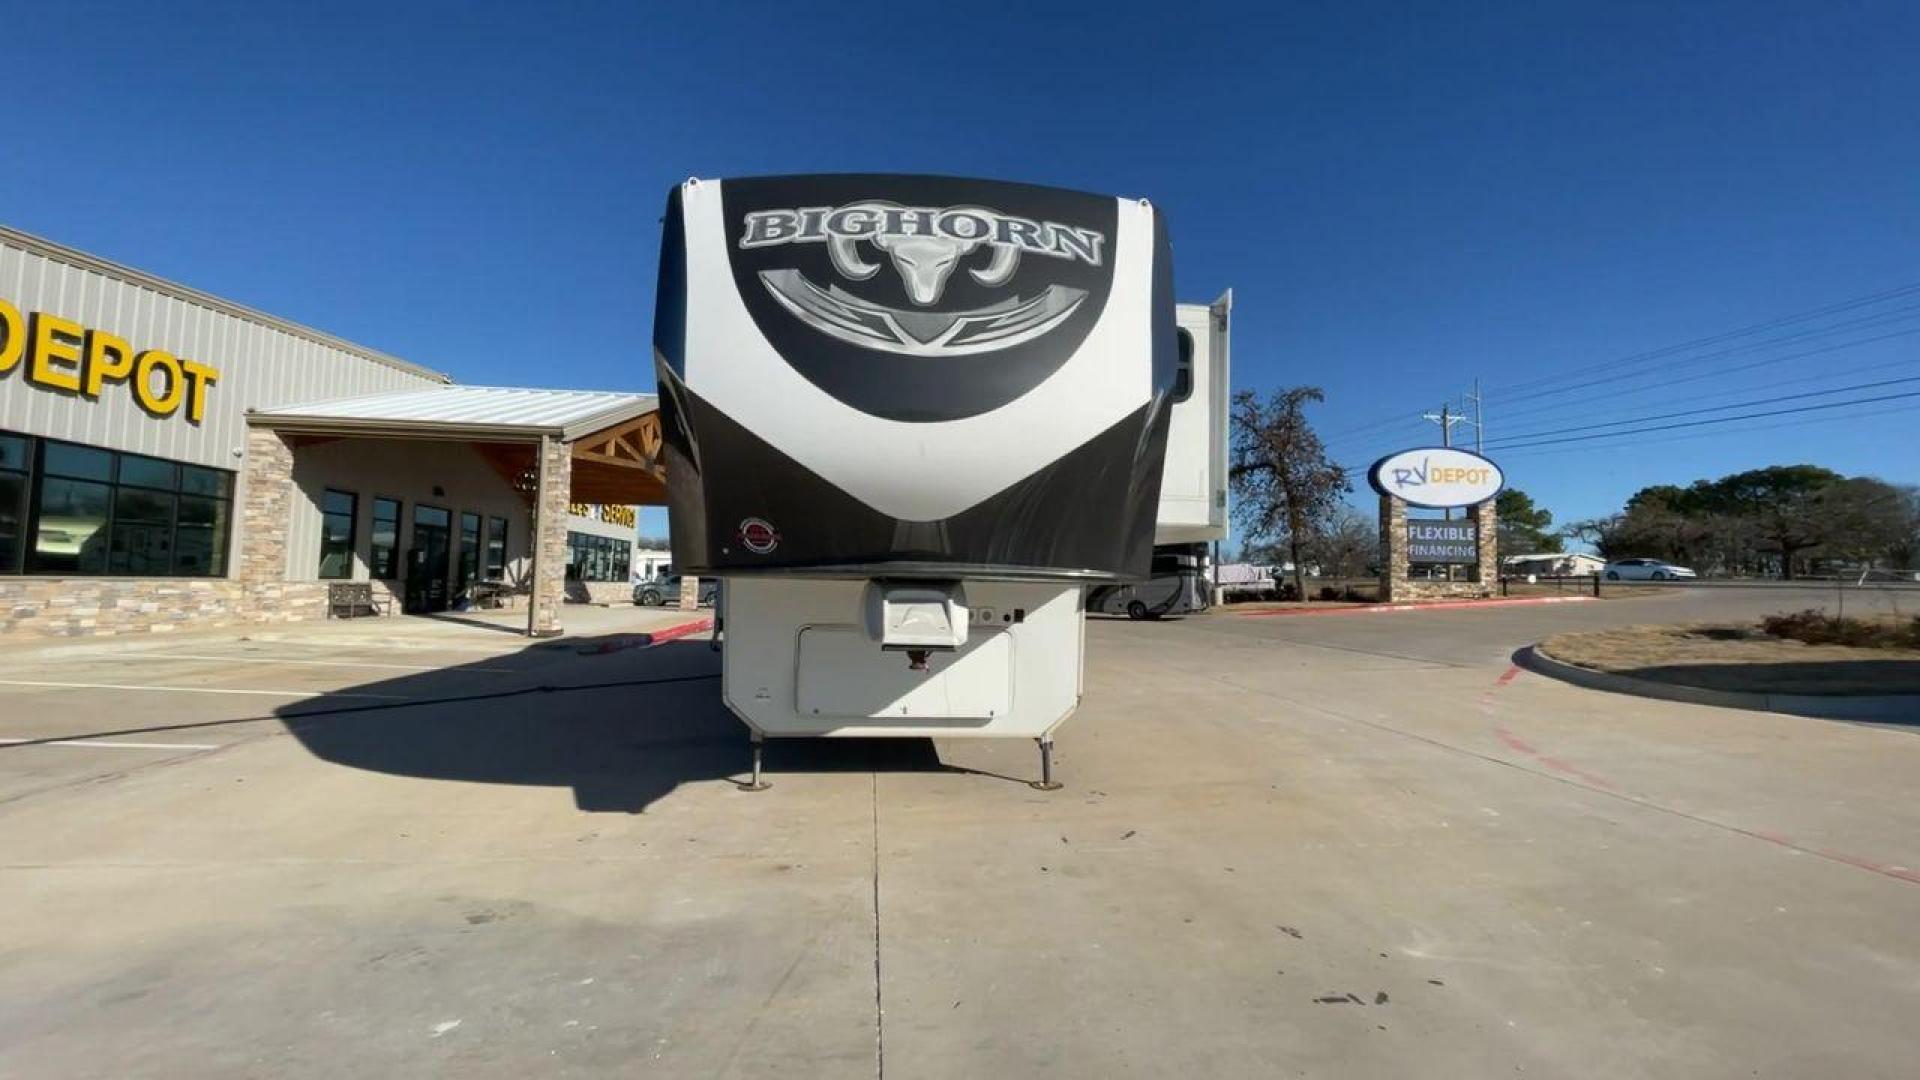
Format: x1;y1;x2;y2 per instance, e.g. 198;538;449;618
1215;561;1279;600
1603;558;1698;581
1088;550;1210;619
633;574;718;606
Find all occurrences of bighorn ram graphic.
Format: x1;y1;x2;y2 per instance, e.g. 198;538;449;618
827;202;1020;306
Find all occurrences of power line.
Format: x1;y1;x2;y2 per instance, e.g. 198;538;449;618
1485;348;1920;432
1485;326;1920;430
1484;375;1920;446
1486;389;1920;453
1318;281;1920;448
1485;281;1920;401
1486;303;1920;410
1488;400;1920;464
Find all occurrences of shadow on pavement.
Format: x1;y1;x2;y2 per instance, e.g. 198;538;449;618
1616;660;1920;701
1513;646;1920;726
274;636;954;812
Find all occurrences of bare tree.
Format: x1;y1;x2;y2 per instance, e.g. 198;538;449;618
1229;387;1350;602
1303;506;1379;581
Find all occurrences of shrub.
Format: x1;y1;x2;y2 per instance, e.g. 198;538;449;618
1760;609;1920;649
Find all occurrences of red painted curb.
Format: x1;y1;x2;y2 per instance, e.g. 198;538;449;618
576;617;714;655
1227;595;1596;619
646;617;714;644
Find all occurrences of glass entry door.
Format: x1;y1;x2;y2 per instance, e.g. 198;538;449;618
457;512;481;598
406;505;452;613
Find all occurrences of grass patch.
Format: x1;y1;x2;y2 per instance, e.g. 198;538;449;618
1540;620;1920;696
1760;609;1920;650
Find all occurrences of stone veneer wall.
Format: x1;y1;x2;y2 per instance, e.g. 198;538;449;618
3;426;330;640
1378;494;1499;603
528;436;572;637
571;580;631;606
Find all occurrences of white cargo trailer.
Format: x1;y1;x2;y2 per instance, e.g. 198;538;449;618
652;174;1227;788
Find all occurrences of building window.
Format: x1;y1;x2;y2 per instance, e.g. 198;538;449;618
484;516;507;580
458;512;480;591
318;489;356;579
0;434;29;574
566;531;631;582
369;497;401;579
5;431;234;578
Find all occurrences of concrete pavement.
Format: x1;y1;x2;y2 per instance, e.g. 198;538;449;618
2;591;1917;1078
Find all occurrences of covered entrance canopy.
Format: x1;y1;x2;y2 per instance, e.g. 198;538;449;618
249;386;666;636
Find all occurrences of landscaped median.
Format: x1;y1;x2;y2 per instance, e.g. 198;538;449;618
1522;611;1920;720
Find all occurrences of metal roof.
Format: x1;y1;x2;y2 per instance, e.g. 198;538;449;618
250;385;658;441
1;224;451;384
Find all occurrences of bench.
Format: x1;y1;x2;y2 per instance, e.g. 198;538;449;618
327;581;392;619
468;581;510;610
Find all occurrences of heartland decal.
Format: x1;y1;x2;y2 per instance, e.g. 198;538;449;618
739;201;1106;357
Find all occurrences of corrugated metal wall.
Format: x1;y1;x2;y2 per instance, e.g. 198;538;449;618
1;235;444;471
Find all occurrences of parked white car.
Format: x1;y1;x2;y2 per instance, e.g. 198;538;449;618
1603;558;1697;581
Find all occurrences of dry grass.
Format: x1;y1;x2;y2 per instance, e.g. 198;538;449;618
1541;623;1920;695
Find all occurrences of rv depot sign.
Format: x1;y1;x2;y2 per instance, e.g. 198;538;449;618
1371;446;1504;601
1367;447;1504;509
1407;520;1478;564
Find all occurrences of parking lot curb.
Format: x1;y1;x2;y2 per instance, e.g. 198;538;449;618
1228;595;1596;619
573;617;714;656
1516;645;1920;722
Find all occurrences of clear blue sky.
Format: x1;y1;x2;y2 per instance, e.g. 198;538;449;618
6;1;1916;544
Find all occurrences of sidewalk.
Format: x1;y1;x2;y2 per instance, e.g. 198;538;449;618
0;602;714;660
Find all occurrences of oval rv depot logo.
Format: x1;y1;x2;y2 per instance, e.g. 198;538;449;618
1367;447;1505;509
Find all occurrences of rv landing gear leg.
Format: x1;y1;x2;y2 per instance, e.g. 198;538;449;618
740;733;771;792
1031;738;1063;791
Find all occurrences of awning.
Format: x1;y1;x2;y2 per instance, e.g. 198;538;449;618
249;385;668;505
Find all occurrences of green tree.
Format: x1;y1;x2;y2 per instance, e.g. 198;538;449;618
1495;488;1562;555
1229;386;1350;603
1694;465;1843;578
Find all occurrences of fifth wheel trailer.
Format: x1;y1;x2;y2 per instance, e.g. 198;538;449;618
652;174;1228;787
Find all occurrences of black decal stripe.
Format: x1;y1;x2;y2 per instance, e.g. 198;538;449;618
660;376;1170;582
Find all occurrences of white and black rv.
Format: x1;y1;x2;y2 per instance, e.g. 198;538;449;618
652;174;1223;787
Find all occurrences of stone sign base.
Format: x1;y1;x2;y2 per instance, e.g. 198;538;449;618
1379;495;1498;603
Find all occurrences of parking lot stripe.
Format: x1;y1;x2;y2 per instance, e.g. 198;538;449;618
0;738;219;751
0;679;410;700
144;654;518;673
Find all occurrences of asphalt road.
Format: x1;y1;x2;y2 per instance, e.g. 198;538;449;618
1;591;1916;1078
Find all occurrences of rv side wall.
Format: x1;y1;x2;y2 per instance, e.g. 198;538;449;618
1155;293;1231;544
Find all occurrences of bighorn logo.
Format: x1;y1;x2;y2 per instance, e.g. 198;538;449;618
740;202;1105;357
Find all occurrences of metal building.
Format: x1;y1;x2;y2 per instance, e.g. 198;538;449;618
0;226;664;638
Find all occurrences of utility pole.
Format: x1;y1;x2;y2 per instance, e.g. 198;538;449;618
1424;383;1485;580
1468;377;1484;453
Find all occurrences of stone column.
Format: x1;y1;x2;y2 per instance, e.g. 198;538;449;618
1475;498;1499;587
677;575;700;610
527;436;572;637
1378;493;1409;603
237;425;297;619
